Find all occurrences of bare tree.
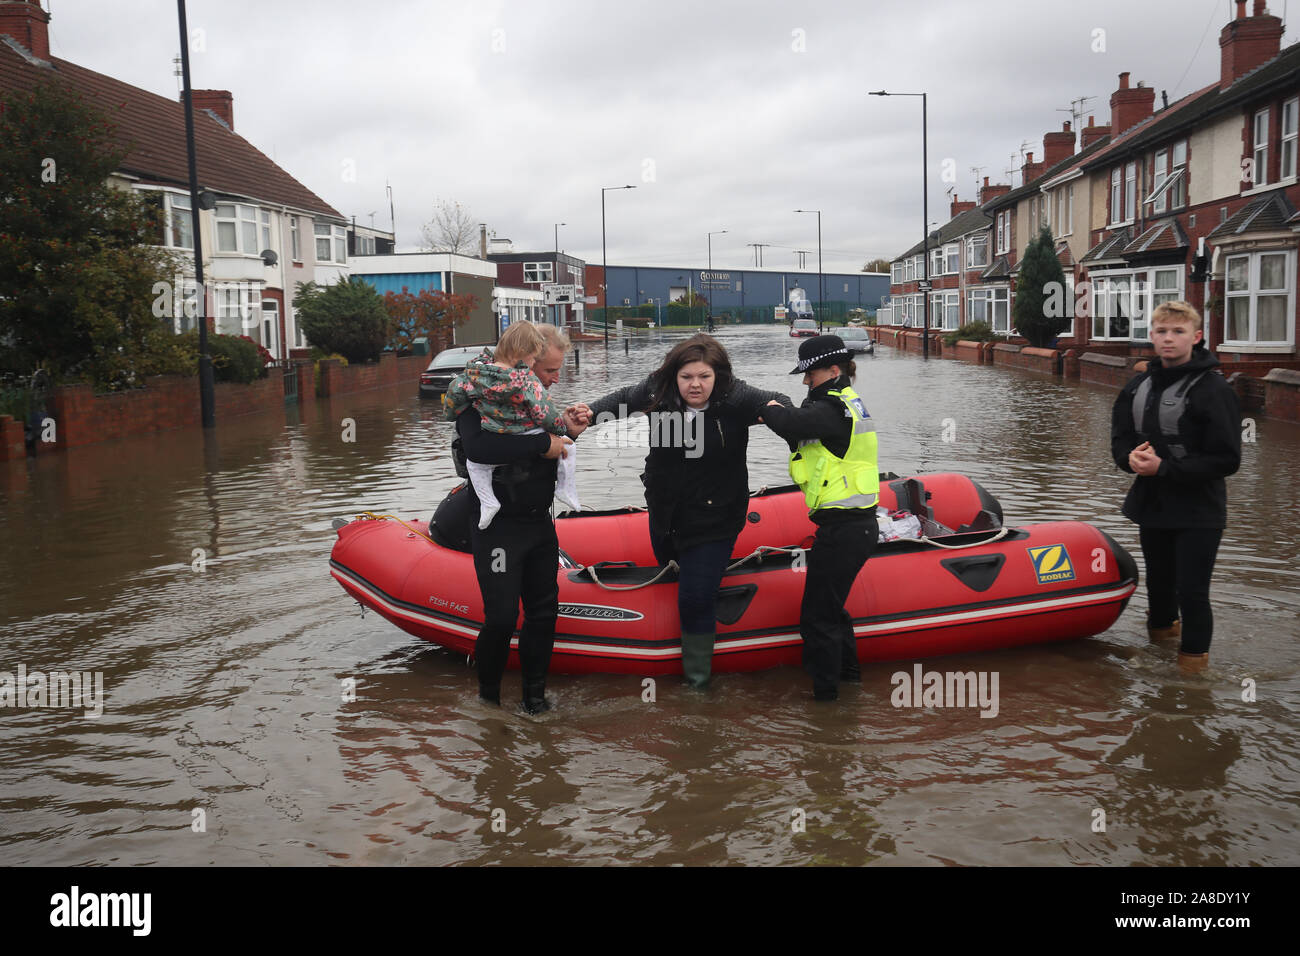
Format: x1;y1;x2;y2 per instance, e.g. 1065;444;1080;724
419;200;478;255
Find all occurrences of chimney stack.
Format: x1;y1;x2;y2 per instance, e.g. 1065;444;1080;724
189;90;234;130
1081;114;1111;150
1021;150;1045;185
1109;72;1156;135
950;195;976;218
0;0;50;60
979;175;1011;205
1043;121;1074;168
1219;0;1282;91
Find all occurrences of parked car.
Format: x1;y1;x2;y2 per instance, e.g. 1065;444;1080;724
838;325;875;354
790;318;817;338
419;344;490;399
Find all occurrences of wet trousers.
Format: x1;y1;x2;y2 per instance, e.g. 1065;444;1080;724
800;516;877;694
1139;526;1223;655
470;515;559;692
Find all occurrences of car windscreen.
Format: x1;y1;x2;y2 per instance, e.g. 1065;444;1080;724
430;350;482;369
794;320;815;328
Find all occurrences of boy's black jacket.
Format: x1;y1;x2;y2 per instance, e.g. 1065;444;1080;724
1110;344;1241;529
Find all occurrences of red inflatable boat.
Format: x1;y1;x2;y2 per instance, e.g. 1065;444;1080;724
329;473;1138;675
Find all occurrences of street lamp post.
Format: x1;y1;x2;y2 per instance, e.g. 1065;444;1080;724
177;0;214;427
794;210;822;331
554;222;565;255
870;89;929;358
601;186;636;346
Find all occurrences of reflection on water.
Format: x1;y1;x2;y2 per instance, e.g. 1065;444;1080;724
1;326;1297;865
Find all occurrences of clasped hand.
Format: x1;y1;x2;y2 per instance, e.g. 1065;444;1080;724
1129;441;1162;477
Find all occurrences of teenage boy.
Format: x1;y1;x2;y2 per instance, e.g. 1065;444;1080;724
1110;301;1241;674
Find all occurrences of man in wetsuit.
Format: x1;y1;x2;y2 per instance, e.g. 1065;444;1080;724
432;324;586;713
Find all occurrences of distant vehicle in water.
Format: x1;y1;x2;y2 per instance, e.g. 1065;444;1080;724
419;344;489;399
839;325;875;354
790;318;817;337
787;286;814;323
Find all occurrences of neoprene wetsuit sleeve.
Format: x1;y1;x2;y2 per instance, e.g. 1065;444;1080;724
1157;381;1242;482
587;378;654;418
457;406;550;464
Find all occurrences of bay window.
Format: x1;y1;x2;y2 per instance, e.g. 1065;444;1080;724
967;234;989;268
217;203;260;255
1225;250;1296;346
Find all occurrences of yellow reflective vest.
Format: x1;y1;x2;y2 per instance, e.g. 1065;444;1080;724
787;384;879;513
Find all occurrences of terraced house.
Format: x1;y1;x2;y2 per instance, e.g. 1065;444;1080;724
885;0;1299;370
0;0;351;360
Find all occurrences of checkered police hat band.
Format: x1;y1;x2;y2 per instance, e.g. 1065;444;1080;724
797;347;849;372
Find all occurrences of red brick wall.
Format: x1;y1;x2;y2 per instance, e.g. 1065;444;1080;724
951;340;986;364
317;352;426;397
1262;369;1300;423
1079;352;1143;388
0;415;24;461
989;344;1060;375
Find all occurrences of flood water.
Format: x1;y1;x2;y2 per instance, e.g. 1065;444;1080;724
1;324;1297;866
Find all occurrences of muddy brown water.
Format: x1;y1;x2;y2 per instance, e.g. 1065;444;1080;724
1;325;1297;865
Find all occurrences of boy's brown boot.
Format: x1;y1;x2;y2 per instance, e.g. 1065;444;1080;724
1177;651;1209;675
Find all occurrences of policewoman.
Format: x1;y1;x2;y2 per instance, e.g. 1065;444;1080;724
761;335;879;701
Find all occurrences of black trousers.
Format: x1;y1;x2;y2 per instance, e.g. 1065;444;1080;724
1139;526;1223;655
800;515;877;691
470;515;559;692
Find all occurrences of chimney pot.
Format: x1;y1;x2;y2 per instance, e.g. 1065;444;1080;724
1119;71;1130;89
1236;0;1247;18
1087;115;1095;127
1254;0;1265;15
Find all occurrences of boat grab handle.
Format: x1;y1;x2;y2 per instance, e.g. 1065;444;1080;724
585;560;681;591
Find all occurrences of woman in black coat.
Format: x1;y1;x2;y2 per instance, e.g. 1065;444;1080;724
581;334;792;687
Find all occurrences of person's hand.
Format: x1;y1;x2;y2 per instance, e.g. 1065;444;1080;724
544;434;574;460
566;402;593;425
563;409;588;438
1129;442;1161;476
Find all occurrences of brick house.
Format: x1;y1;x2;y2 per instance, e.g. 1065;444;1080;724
1076;0;1298;371
0;0;350;360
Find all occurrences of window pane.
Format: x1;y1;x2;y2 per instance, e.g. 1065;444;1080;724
242;221;257;253
1259;253;1286;291
218;221;237;252
216;203;235;218
1155;269;1178;290
316;237;331;260
1257;295;1286;341
1226;257;1249;292
1226;297;1251;340
314;223;330;236
1173;141;1186;167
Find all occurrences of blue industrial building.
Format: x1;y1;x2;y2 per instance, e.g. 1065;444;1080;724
604;265;889;318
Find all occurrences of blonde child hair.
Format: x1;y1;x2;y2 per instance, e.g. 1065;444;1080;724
1150;300;1203;332
494;321;547;367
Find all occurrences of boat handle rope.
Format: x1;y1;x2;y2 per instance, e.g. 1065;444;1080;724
584;560;680;591
916;527;1012;550
350;512;439;545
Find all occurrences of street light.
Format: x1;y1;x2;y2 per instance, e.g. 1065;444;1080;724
870;89;930;358
177;0;214;427
794;210;822;331
554;222;565;255
601;186;636;345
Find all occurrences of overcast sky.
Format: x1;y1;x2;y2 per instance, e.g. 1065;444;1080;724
42;0;1300;273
